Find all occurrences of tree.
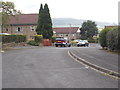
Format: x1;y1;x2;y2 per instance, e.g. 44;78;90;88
36;3;53;39
0;1;21;29
36;4;44;35
80;20;98;39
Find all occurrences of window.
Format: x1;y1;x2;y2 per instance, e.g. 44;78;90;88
16;27;22;32
30;26;35;31
6;28;8;32
66;34;68;36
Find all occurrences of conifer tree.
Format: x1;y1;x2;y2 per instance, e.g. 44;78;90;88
36;3;53;39
36;4;44;35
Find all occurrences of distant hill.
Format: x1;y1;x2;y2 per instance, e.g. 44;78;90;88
52;18;117;29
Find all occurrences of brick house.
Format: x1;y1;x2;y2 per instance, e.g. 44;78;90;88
2;14;80;40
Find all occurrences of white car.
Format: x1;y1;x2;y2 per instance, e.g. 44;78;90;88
77;40;89;47
0;33;11;35
83;40;89;46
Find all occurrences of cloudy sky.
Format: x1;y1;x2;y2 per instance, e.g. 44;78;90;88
4;0;120;23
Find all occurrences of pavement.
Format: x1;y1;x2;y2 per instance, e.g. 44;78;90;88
2;44;118;88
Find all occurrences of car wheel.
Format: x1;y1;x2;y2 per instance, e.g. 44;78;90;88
64;45;66;47
55;45;58;47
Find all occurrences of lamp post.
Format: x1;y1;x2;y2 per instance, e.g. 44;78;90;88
77;27;81;39
69;24;71;41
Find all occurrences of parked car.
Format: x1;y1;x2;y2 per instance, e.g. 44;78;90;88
0;33;11;35
76;40;89;47
54;37;71;47
72;39;80;46
83;40;89;47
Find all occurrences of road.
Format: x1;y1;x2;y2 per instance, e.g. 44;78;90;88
70;44;119;72
2;44;118;88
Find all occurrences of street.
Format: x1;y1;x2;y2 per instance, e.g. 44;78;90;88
2;44;118;88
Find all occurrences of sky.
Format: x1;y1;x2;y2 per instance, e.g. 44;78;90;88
4;0;120;24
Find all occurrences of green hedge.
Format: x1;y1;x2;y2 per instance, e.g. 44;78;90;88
99;27;119;51
99;28;111;48
34;35;43;43
27;40;40;46
87;39;98;43
2;35;26;43
106;28;119;51
51;36;56;43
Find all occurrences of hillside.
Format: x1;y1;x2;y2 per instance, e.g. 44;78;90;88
52;18;117;29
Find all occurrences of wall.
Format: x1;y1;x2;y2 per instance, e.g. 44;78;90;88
3;25;37;41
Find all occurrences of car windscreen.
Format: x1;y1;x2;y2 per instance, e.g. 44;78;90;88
56;38;65;40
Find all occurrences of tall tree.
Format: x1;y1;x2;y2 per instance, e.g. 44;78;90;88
36;4;43;35
0;1;21;29
80;20;98;39
36;3;53;39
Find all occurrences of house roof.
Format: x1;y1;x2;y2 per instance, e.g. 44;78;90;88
8;14;80;34
9;14;38;25
105;26;118;28
53;27;79;34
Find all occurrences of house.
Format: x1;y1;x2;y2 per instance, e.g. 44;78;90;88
105;26;119;29
2;14;80;40
53;27;80;40
3;14;38;40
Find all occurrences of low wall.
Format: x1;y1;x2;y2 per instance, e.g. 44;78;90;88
2;42;27;50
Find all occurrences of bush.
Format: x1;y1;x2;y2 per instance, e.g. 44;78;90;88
51;36;56;43
27;40;40;46
87;39;98;43
34;35;43;43
107;28;119;51
99;28;111;48
2;35;26;43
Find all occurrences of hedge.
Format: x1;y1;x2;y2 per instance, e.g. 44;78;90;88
27;40;40;46
99;28;111;48
87;39;98;43
106;28;119;51
2;35;26;43
51;36;56;43
99;27;119;51
34;35;43;43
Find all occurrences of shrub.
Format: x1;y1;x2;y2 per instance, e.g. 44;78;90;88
118;27;120;50
34;35;43;43
107;28;119;51
27;40;40;46
99;28;111;48
87;39;98;43
51;36;56;43
2;35;26;43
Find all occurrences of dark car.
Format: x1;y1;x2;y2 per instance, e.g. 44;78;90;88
54;37;71;47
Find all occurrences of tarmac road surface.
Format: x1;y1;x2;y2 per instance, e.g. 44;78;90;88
2;44;118;88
